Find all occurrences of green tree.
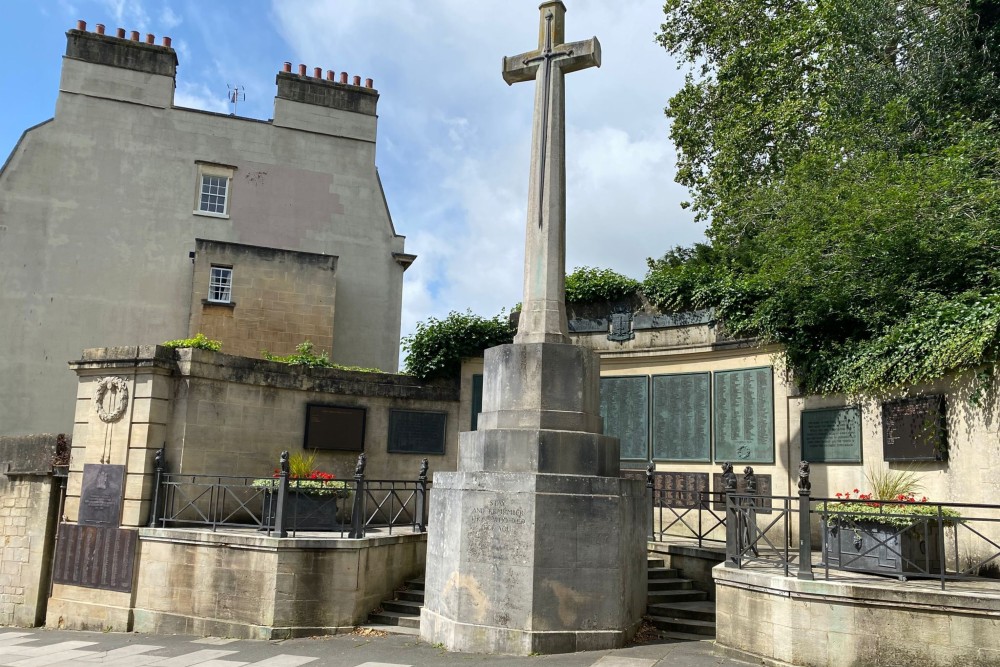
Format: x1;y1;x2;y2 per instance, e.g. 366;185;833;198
402;311;516;380
654;0;1000;394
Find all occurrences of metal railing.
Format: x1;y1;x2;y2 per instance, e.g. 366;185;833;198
724;461;1000;590
148;450;430;538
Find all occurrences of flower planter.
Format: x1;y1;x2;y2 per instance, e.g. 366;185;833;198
263;490;346;532
823;519;944;579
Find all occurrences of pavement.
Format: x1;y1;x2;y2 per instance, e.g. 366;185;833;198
0;628;755;667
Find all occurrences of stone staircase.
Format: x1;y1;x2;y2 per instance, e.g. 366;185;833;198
362;577;424;635
645;555;716;640
361;558;717;640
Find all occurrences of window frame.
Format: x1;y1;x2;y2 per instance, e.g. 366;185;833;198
193;163;235;218
207;265;233;304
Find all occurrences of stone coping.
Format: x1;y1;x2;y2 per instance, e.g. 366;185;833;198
714;562;1000;615
139;526;427;551
648;539;726;562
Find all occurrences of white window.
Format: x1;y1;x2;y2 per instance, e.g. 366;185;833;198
194;163;235;217
208;266;233;303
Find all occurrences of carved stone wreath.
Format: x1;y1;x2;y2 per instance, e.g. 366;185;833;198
94;376;129;423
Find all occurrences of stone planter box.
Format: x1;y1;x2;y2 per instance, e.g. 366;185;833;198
263;491;347;532
823;519;944;578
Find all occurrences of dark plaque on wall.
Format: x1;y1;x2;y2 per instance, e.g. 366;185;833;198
388;410;447;454
304;404;366;452
651;373;711;462
882;396;947;462
713;473;773;513
52;524;137;592
620;468;646;483
471;374;484;431
78;464;124;527
651;471;710;509
713;367;775;463
600;376;649;461
802;407;862;463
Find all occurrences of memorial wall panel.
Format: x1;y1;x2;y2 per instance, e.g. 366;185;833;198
882;396;947;462
599;376;649;461
651;373;711;462
713;367;774;463
801;407;862;463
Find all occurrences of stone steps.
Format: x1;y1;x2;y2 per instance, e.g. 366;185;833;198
358;578;425;635
646;556;716;640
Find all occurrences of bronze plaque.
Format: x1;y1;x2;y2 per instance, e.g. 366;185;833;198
304;404;366;451
600;376;649;461
78;464;124;527
388;410;447;454
882;396;947;462
651;472;710;509
620;468;646;483
651;373;711;462
713;473;772;514
52;524;137;592
713;367;774;463
802;407;862;463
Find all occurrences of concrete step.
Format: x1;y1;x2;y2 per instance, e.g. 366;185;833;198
647;557;667;569
382;599;423;615
647;589;708;604
397;590;425;603
658;630;716;642
647;566;680;579
647;600;715;622
356;623;421;637
406;578;425;591
647;615;716;637
648;578;694;591
368;610;421;629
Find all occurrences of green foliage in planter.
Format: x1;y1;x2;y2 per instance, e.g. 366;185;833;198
262;341;382;373
161;333;222;351
565;266;640;304
403;310;516;380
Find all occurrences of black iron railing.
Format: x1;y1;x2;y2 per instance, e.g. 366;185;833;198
148;450;430;538
723;461;1000;590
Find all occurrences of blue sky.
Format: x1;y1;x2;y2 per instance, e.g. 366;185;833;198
0;1;704;347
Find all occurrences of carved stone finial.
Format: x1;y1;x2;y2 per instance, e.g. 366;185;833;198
798;460;811;492
154;448;164;471
419;458;429;479
645;461;655;488
279;451;290;475
743;466;757;494
355;452;367;477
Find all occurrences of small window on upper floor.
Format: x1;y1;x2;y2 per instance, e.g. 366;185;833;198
194;163;235;218
208;266;233;303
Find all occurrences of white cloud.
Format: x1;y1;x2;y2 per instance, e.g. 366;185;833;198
100;0;149;30
173;81;229;114
159;6;181;30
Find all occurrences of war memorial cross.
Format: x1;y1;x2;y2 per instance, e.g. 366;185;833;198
503;1;600;345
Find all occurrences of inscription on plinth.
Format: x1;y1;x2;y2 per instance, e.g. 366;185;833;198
52;524;137;592
466;495;531;628
78;464;124;527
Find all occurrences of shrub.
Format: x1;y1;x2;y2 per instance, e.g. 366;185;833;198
565;266;641;304
262;341;382;373
161;333;222;351
402;311;516;380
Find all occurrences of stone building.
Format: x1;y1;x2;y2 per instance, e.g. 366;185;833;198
0;23;415;439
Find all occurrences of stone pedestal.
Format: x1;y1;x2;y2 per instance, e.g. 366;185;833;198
420;343;646;654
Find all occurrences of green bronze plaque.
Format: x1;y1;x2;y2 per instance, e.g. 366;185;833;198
801;407;862;463
651;373;711;461
713;367;774;463
600;376;649;461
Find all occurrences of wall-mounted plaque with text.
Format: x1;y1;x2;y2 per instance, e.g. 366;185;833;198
713;367;774;463
882;395;947;462
78;464;124;527
600;376;649;461
304;404;366;451
651;373;711;462
388;410;447;455
801;407;862;463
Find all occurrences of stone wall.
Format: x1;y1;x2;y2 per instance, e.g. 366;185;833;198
715;565;1000;667
0;435;61;627
132;528;426;639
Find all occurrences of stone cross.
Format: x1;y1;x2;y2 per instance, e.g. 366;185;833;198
503;1;600;345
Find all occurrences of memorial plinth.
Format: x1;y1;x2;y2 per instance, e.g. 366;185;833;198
420;3;645;653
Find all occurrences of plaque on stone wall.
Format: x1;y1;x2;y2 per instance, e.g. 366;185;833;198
471;374;484;431
882;396;947;462
78;464;124;527
801;407;862;463
651;471;710;509
599;376;649;461
713;368;774;463
304;404;366;451
388;410;447;454
651;373;711;462
713;473;773;513
52;524;137;592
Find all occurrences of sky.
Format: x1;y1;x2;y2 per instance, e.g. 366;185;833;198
0;1;705;353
